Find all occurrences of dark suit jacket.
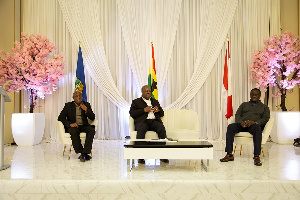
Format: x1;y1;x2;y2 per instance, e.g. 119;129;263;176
129;97;164;124
58;101;95;132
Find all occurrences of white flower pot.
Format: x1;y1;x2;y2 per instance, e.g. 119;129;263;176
11;113;45;146
270;111;300;144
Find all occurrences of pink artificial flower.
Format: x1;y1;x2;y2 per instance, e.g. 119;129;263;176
0;33;66;110
249;30;300;98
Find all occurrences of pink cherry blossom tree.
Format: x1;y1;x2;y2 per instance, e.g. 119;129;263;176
0;32;66;113
249;30;300;111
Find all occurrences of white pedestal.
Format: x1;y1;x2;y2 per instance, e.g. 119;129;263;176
11;113;45;146
270;112;300;144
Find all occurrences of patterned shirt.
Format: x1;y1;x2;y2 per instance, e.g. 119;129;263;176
75;102;83;125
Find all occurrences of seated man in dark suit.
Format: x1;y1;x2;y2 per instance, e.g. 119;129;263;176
129;85;169;164
220;88;270;166
58;91;96;162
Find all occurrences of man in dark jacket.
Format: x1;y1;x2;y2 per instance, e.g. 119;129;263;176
129;85;168;164
220;88;270;166
58;91;95;162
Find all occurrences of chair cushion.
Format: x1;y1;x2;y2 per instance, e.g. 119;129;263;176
130;129;199;140
235;132;253;138
62;132;87;139
130;131;158;140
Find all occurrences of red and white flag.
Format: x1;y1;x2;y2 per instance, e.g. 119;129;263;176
223;39;233;119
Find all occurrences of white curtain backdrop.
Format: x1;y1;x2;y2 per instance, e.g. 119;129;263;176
20;0;280;141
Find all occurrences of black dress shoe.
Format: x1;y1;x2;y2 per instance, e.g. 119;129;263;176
160;159;169;163
220;154;234;162
85;154;92;161
138;159;145;164
79;154;86;162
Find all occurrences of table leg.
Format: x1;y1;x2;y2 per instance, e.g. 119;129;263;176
200;159;208;172
127;159;133;172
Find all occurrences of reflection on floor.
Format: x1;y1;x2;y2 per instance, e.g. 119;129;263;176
0;140;300;199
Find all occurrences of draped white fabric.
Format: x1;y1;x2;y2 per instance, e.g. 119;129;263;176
20;0;280;141
58;0;129;110
165;0;238;109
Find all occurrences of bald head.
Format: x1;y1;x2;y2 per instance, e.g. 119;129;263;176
141;85;151;100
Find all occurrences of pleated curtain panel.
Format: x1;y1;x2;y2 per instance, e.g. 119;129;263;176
20;0;280;141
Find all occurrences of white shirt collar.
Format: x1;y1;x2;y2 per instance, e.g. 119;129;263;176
142;97;151;102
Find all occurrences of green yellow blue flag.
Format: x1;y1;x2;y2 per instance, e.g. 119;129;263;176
75;45;87;101
148;43;158;100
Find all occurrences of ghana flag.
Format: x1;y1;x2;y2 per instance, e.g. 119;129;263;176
148;43;158;100
74;45;87;101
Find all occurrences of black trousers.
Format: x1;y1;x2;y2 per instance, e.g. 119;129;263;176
225;123;262;155
135;119;166;139
68;125;95;154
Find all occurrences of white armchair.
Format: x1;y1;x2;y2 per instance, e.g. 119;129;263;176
56;118;98;159
228;116;274;156
129;109;200;140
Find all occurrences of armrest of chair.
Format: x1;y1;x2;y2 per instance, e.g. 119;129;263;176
263;116;274;133
56;119;66;143
129;116;134;132
88;119;99;131
261;116;274;144
228;116;235;124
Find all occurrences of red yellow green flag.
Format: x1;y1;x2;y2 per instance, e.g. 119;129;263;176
148;43;158;100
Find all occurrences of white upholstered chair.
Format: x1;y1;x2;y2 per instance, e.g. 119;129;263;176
129;109;200;140
129;116;158;139
228;116;274;156
56;118;98;159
